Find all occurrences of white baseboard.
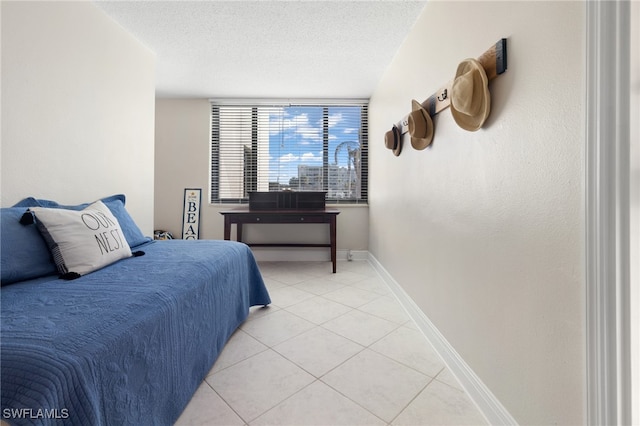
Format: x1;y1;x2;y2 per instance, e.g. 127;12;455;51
367;253;518;426
250;247;368;262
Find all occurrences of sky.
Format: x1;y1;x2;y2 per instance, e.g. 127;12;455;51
266;106;362;185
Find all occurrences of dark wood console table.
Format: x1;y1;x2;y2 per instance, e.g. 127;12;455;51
220;207;340;273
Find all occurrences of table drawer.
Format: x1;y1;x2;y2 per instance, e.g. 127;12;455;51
237;214;329;223
287;215;326;223
242;214;269;223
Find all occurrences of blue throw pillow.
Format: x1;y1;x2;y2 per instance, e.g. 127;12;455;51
101;199;151;248
1;207;58;285
14;194;125;209
13;194;151;249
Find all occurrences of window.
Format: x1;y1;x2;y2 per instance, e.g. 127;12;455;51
210;101;368;204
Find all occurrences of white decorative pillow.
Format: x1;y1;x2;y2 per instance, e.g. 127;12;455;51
28;201;132;279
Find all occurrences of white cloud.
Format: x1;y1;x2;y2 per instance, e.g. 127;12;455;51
301;152;322;162
328;113;343;128
279;153;299;162
269;112;322;143
276;151;322;163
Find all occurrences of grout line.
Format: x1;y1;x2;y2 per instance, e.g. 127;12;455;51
366;338;444;380
316;374;391;426
205;329;270;377
387;375;439;426
205;380;250;425
245;379;321;425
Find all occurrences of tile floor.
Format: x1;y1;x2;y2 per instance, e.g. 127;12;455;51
175;260;488;426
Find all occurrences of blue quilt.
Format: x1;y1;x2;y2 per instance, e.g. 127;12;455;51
1;240;270;426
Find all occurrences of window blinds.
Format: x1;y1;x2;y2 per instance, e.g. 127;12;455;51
210;101;368;204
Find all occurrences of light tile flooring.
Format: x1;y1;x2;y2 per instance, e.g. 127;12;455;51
175;261;488;426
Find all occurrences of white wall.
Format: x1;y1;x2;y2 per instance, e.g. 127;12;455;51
368;1;585;424
154;99;368;258
1;1;156;234
630;1;639;422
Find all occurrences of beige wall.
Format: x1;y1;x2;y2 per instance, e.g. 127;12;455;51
1;1;156;234
368;1;585;424
154;99;368;256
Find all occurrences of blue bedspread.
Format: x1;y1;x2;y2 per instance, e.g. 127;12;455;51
1;240;270;426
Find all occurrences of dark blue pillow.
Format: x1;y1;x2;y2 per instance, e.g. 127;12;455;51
13;194;151;248
1;207;58;285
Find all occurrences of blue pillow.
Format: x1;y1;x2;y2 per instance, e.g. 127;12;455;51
13;194;151;248
101;199;151;248
13;194;125;209
1;207;58;285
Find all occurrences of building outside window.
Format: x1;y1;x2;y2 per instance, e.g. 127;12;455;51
210;101;368;204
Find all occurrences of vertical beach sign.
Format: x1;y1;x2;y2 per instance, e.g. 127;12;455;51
182;188;201;239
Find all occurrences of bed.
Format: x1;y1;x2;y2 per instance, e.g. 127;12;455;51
1;195;271;425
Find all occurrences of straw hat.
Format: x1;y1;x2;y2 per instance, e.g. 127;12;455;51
407;100;434;150
384;125;402;156
450;58;491;131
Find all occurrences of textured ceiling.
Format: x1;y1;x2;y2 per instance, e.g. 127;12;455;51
94;1;426;99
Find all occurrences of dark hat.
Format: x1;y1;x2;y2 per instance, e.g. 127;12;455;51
384;125;402;156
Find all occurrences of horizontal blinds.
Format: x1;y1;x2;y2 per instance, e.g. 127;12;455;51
210;101;368;204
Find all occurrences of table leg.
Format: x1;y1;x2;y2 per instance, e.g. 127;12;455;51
330;216;337;273
224;216;231;240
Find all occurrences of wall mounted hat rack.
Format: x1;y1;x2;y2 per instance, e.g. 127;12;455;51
400;38;507;133
386;38;507;156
